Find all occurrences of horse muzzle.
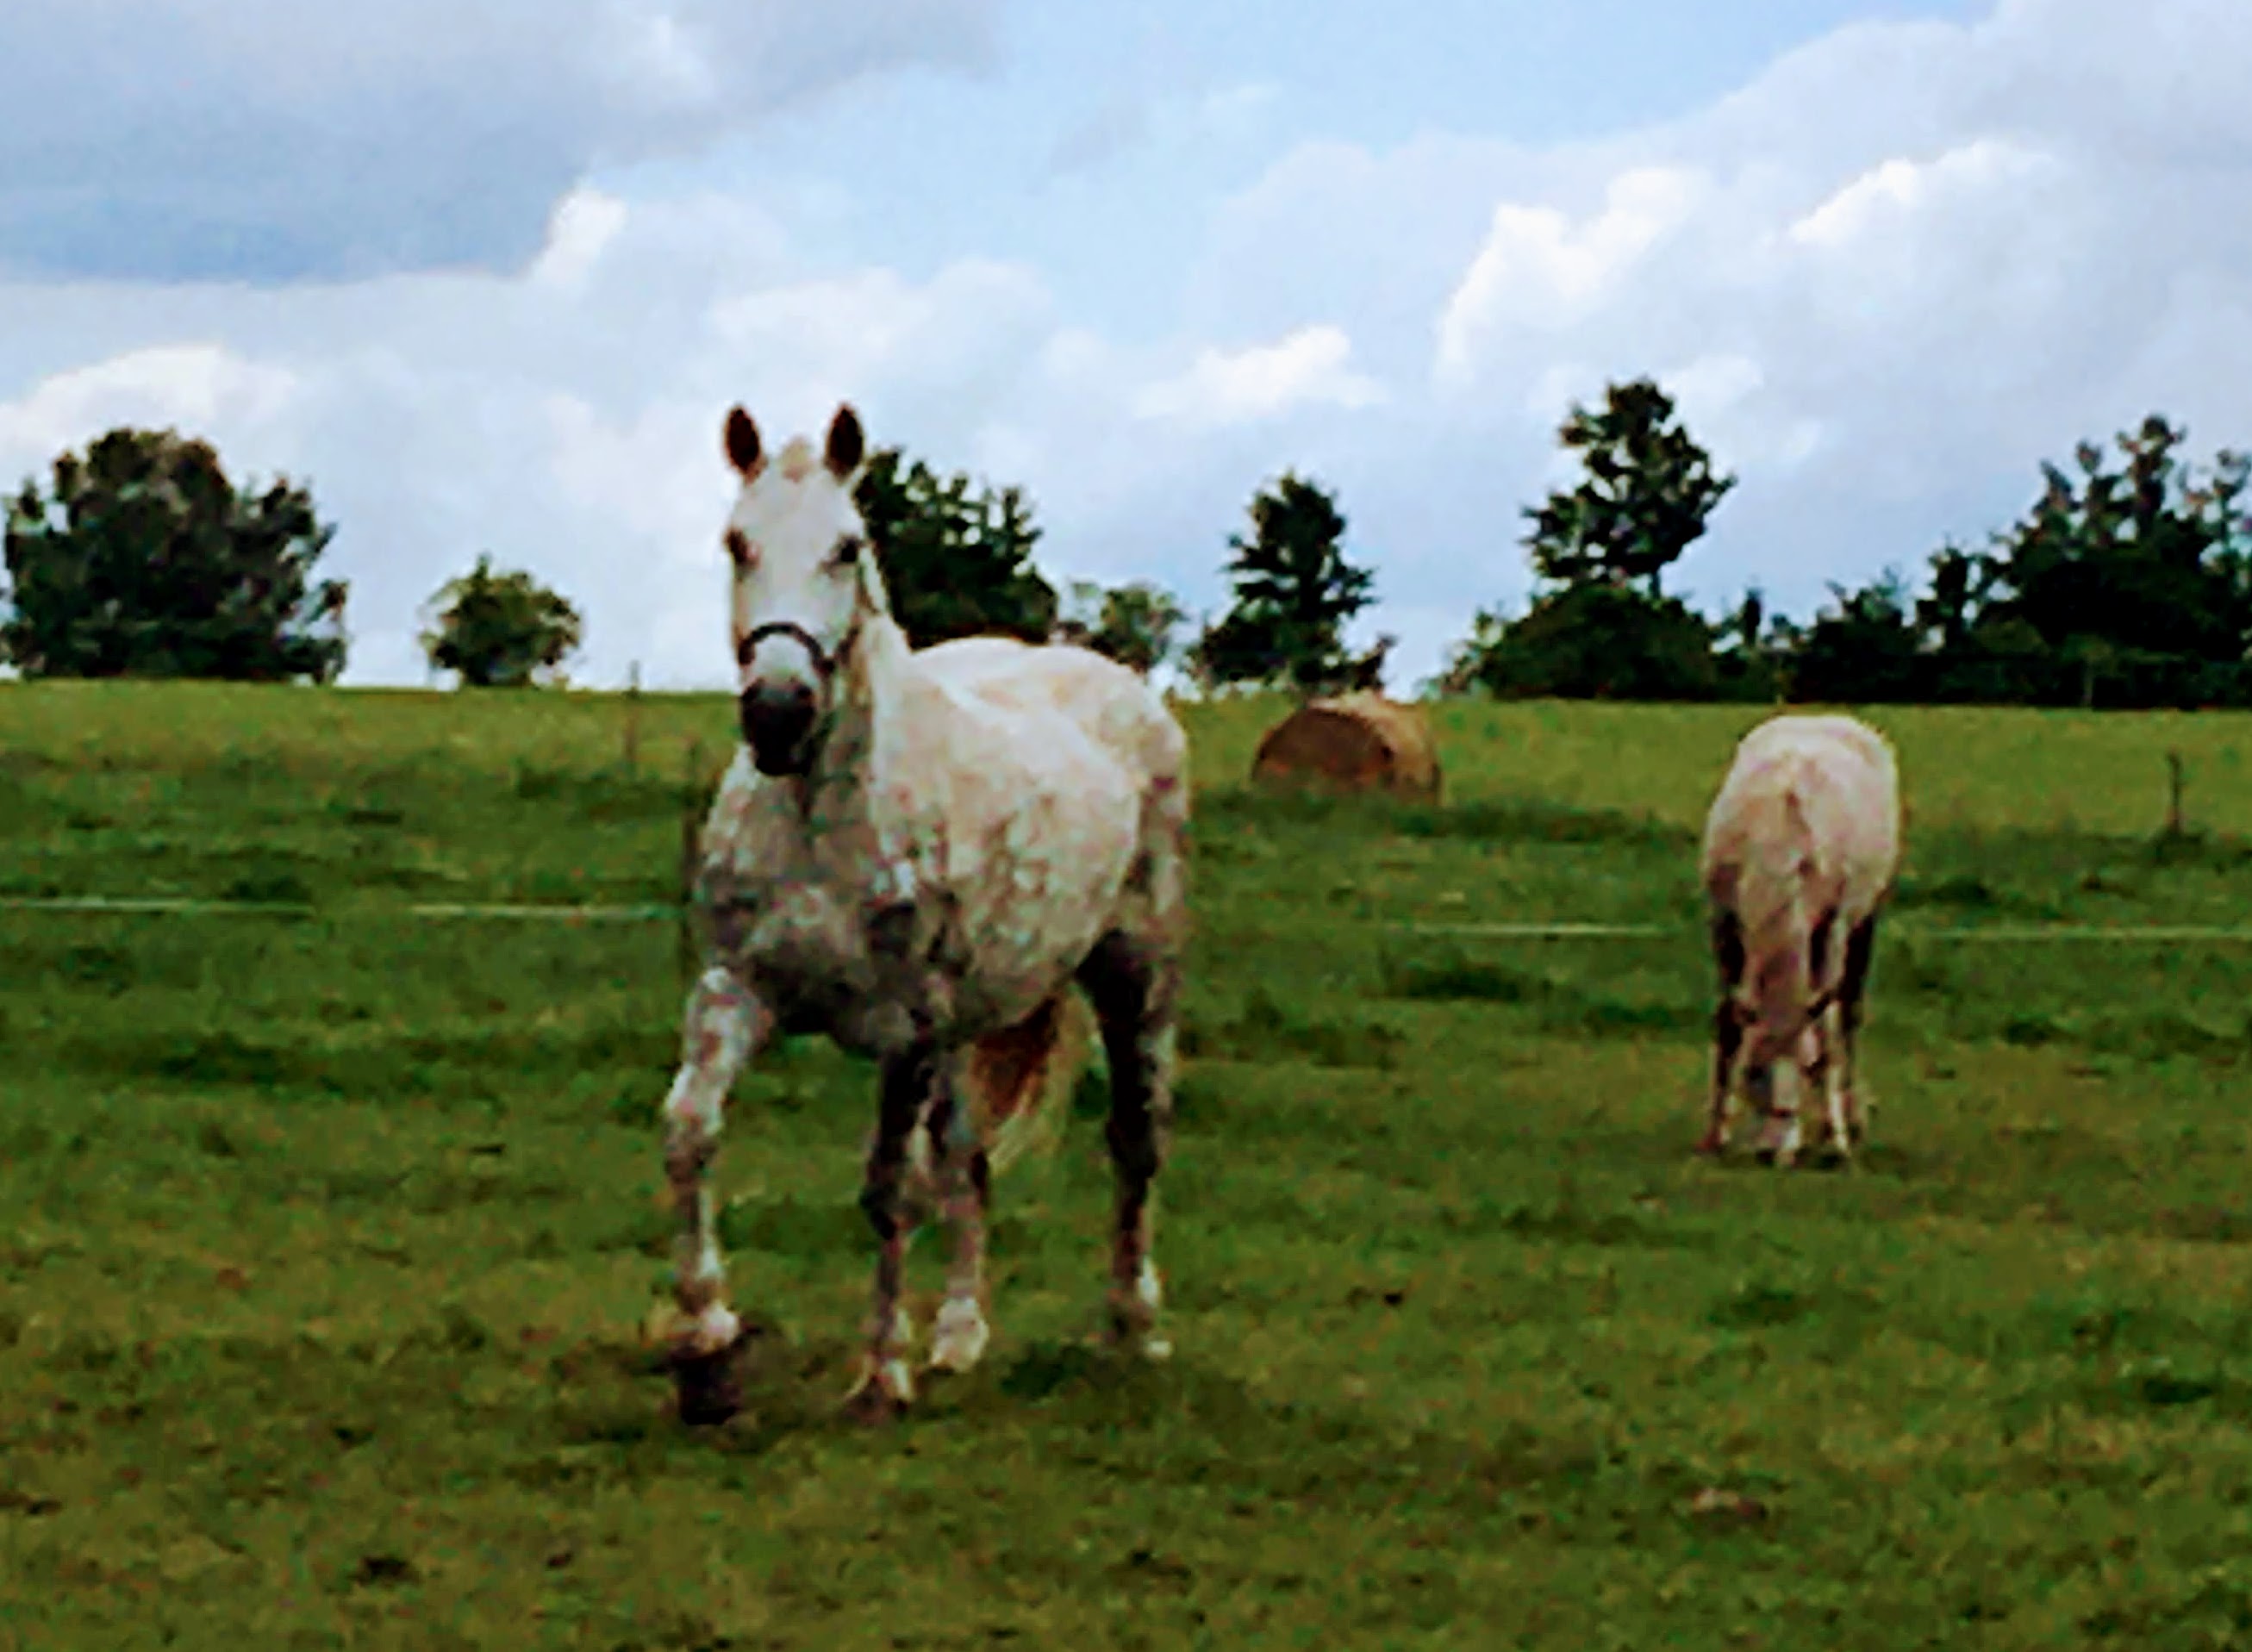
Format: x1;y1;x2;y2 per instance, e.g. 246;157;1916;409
739;682;819;776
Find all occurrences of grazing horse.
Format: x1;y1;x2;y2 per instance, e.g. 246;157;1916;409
652;401;1190;1425
1697;713;1900;1167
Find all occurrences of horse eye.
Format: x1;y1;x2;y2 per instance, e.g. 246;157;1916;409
724;528;754;567
833;535;863;568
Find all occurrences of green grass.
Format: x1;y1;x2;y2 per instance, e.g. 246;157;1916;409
6;682;2252;1648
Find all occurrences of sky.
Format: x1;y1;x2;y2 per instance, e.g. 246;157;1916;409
4;0;2251;693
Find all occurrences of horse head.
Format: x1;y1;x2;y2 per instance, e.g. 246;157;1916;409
719;402;889;776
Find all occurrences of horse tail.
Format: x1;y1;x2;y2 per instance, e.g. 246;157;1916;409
1735;776;1816;1017
963;990;1095;1177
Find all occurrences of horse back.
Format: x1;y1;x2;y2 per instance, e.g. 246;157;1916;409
920;637;1188;800
1704;714;1900;916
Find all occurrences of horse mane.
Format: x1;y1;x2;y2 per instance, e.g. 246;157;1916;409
775;437;819;483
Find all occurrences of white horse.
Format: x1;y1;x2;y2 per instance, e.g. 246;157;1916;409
652;402;1191;1425
1697;712;1900;1168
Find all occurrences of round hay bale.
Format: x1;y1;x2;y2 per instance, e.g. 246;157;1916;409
1250;691;1443;803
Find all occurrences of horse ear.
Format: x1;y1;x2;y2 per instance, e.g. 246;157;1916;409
824;403;865;481
724;406;763;478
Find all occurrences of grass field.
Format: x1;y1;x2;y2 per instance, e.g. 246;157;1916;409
5;682;2252;1649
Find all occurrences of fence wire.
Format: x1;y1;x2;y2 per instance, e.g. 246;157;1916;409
5;894;2252;945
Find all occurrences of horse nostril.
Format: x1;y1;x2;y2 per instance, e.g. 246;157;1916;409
744;683;813;719
739;683;818;770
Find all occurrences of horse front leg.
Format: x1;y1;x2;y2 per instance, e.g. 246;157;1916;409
1758;1030;1812;1169
660;963;772;1426
847;1038;941;1422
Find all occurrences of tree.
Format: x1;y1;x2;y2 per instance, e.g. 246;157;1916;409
1968;415;2252;706
1058;578;1188;675
1521;377;1737;596
853;450;1057;647
1914;543;1981;658
1192;473;1376;694
1711;586;1785;704
1438;376;1737;703
1434;607;1512;696
421;556;583;689
1446;583;1720;702
2;426;347;682
1784;569;1926;705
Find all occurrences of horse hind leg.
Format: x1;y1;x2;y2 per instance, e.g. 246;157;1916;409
1818;1001;1853;1168
1077;926;1177;1362
1837;913;1880;1148
923;994;1079;1377
845;1038;943;1423
1698;913;1745;1156
926;1047;998;1378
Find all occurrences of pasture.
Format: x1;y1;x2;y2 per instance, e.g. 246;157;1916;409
5;683;2252;1649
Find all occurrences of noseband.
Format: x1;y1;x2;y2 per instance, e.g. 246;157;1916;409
742;619;844;683
740;589;865;687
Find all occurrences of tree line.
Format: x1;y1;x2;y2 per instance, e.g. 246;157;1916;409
7;392;2249;710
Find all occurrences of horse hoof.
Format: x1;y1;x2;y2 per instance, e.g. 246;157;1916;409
926;1338;987;1376
669;1340;745;1428
842;1379;909;1426
843;1353;915;1424
1100;1311;1174;1362
1096;1328;1174;1365
1693;1134;1726;1157
927;1302;991;1375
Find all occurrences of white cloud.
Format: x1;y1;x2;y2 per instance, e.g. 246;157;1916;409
0;345;301;477
708;259;1055;426
9;0;2252;703
0;0;1001;282
1153;0;2252;687
529;190;633;292
1133;326;1386;428
1785;139;2052;252
1662;352;1825;472
1436;165;1710;388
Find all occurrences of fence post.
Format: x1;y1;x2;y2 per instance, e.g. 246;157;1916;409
2165;749;2186;839
678;737;705;988
624;661;642;773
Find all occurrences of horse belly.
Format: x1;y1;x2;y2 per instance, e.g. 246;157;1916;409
945;828;1135;1032
940;904;1110;1034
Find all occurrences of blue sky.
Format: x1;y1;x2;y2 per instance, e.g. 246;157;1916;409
4;0;2248;691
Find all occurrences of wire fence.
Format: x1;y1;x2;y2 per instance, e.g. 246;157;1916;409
7;894;2252;947
0;895;679;921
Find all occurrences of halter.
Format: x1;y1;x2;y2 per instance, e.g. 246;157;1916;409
742;619;845;683
739;570;868;689
736;572;873;789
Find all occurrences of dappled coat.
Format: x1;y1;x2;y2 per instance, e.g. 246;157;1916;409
1700;713;1900;1063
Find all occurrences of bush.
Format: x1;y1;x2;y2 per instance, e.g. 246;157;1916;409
1453;585;1720;702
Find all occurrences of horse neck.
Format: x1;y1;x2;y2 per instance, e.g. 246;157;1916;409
795;614;914;853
